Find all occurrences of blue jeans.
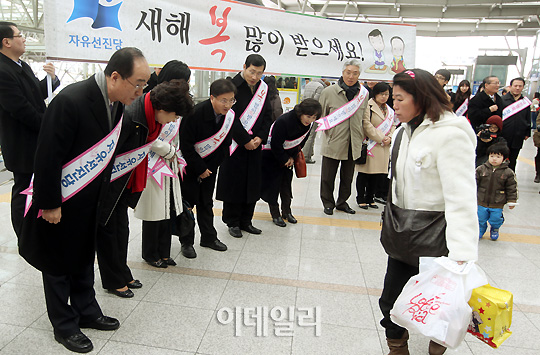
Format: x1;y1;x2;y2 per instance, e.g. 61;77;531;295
478;205;504;236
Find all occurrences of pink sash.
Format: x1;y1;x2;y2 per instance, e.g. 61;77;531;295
23;116;123;217
502;97;531;121
147;120;180;189
195;109;235;158
455;98;469;117
316;85;368;132
365;105;394;157
262;122;312;150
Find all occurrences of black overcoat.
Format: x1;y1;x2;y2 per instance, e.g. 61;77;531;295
468;90;503;130
501;93;531;149
19;76;123;275
260;111;310;205
215;73;272;203
0;52;60;173
180;99;245;205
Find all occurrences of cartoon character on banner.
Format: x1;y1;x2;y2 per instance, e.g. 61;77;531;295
390;36;406;74
366;29;387;74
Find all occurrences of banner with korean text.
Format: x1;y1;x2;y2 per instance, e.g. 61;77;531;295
44;0;416;80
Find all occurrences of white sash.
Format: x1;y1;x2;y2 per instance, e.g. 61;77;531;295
147;120;180;189
366;106;394;157
23;116;124;217
195;109;235;158
315;85;368;132
455;98;469;117
110;141;154;182
502;97;532;121
262;122;312;150
229;80;268;155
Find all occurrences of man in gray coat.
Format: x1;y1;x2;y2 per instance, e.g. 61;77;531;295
318;60;367;215
302;78;328;163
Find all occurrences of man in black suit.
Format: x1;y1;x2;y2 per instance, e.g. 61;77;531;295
180;79;243;258
19;48;150;353
0;21;59;237
469;76;503;130
216;54;272;238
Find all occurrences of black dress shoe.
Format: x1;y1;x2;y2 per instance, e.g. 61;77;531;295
162;258;177;266
200;239;228;251
323;207;334;215
80;315;120;331
373;197;387;204
181;245;197;258
272;217;286;227
282;213;297;224
147;260;167;268
358;204;369;210
54;332;93;353
107;288;134;298
336;205;356;214
127;280;143;289
241;224;262;234
368;203;379;209
228;226;243;238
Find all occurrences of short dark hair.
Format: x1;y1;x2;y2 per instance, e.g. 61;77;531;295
487;143;510;160
245;54;266;70
0;21;17;49
534;92;540;99
483;76;498;85
390;36;404;46
157;60;191;84
150;79;193;117
104;47;145;78
393;68;452;122
294;98;322;119
210;78;236;97
510;77;525;86
372;82;390;97
435;69;451;82
368;29;382;38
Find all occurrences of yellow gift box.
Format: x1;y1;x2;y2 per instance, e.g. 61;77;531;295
467;284;512;348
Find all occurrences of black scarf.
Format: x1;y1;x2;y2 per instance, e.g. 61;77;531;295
338;77;360;101
408;114;424;134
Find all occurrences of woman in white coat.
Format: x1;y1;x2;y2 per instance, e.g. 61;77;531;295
379;69;478;355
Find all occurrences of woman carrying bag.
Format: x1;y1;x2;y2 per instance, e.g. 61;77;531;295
355;82;395;209
261;98;322;227
379;69;479;355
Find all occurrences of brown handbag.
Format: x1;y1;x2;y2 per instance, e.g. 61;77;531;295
294;150;307;178
533;131;540;148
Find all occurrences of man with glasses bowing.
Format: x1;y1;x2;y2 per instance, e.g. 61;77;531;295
469;76;503;131
216;54;272;238
19;47;151;353
180;79;244;258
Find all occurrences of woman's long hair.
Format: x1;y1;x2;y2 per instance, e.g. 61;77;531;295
393;69;452;122
264;75;280;100
453;80;471;109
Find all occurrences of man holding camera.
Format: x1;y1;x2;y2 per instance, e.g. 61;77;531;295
469;76;503;131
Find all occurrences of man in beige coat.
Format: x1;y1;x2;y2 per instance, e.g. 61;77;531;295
319;59;367;215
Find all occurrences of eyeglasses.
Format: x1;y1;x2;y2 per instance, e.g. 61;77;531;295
125;77;148;91
434;75;446;81
219;98;236;105
10;34;24;39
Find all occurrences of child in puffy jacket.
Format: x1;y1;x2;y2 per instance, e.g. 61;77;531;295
476;143;518;240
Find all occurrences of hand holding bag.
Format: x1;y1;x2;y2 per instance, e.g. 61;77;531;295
390;257;488;349
355;141;368;165
294;150;307;178
171;199;195;239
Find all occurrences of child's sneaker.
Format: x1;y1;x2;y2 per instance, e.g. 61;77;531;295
490;228;499;241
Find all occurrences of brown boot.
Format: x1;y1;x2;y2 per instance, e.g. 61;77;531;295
428;340;447;355
386;330;409;355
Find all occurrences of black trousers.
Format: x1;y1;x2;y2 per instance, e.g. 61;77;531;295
181;174;218;246
508;147;520;172
142;219;173;262
42;264;103;337
222;201;256;228
355;172;384;204
379;256;419;339
320;150;355;209
535;148;540;176
11;172;32;238
96;194;133;290
268;168;293;218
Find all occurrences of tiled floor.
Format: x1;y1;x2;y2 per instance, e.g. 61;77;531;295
1;137;540;354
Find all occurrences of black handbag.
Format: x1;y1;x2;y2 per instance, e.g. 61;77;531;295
380;129;448;267
355;142;368;165
171;200;195;239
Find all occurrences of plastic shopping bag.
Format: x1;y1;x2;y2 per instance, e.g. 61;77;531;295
390;257;488;349
467;284;513;348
